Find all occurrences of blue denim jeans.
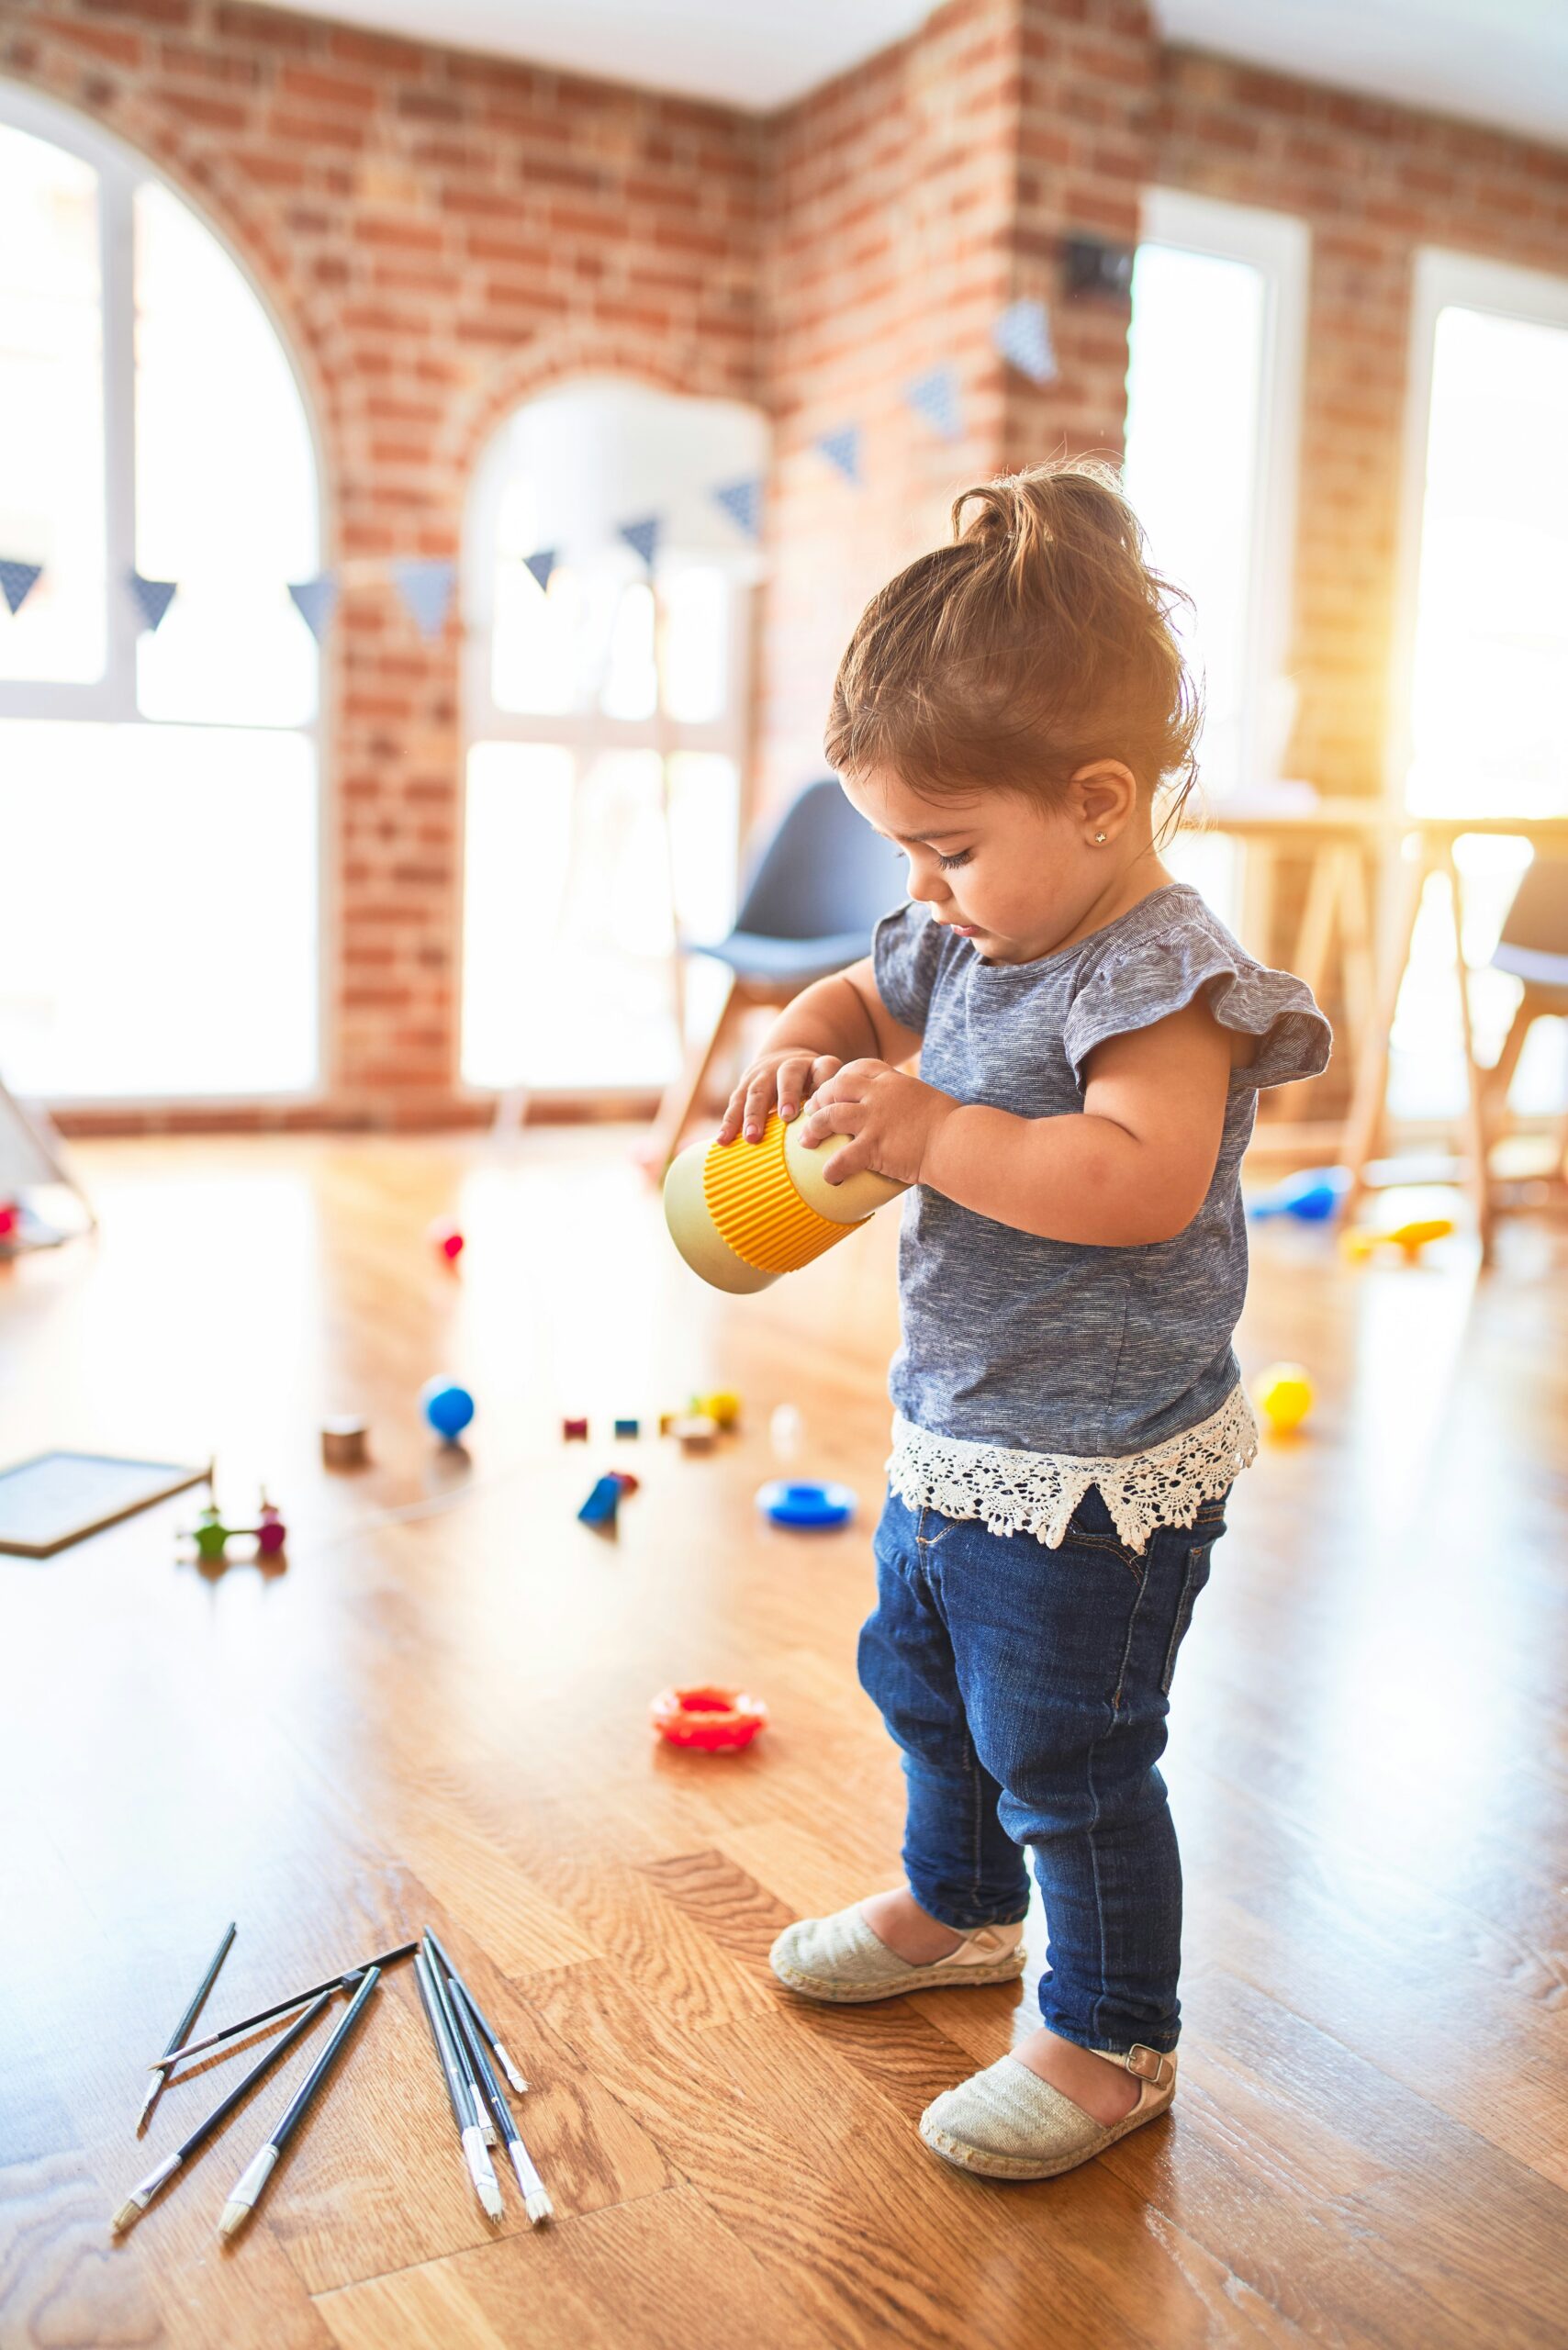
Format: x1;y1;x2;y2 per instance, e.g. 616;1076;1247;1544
858;1481;1227;2057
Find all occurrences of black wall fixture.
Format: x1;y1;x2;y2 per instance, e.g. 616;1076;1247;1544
1062;237;1135;299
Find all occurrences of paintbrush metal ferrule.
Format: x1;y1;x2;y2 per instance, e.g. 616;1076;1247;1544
461;2125;504;2221
110;2151;182;2232
134;2074;163;2130
218;2143;277;2239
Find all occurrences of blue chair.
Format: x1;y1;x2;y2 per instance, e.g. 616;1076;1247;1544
646;777;903;1169
1484;855;1568;1189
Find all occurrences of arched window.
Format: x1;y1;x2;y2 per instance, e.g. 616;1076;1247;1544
461;377;767;1095
0;84;322;1102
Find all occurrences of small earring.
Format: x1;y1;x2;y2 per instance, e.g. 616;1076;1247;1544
1094;832;1107;844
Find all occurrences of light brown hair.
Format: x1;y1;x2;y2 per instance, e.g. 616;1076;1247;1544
824;458;1201;840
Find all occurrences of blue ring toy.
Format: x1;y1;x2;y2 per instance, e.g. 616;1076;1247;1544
756;1478;857;1529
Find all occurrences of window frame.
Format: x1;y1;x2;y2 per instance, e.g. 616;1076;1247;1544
1388;244;1568;811
1135;186;1310;796
0;77;332;1110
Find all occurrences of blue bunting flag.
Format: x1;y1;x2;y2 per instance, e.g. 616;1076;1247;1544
992;298;1058;385
0;558;43;617
815;426;862;486
618;517;660;570
904;364;964;443
392;556;456;641
287;573;339;642
128;570;178;633
711;477;763;540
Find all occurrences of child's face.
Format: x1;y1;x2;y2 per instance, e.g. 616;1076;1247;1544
842;765;1121;966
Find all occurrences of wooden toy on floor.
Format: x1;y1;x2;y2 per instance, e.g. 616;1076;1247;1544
613;1416;640;1438
670;1414;717;1454
649;1684;768;1751
562;1416;588;1441
577;1473;623;1527
321;1416;369;1469
1256;1363;1315;1435
420;1378;476;1444
756;1478;856;1529
1249;1167;1350;1223
693;1390;741;1429
1340;1215;1455;1264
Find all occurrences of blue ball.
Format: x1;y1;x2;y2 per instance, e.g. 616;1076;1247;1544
420;1377;475;1442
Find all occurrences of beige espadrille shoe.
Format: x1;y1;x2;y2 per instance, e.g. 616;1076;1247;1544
768;1905;1025;2004
918;2043;1176;2179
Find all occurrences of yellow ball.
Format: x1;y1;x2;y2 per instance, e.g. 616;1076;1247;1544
1257;1363;1314;1435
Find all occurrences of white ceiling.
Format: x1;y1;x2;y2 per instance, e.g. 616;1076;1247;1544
250;0;1568;147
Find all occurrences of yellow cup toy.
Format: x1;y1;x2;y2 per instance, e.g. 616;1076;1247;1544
664;1113;906;1293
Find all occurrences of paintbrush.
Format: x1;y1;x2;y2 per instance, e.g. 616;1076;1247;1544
112;1991;332;2232
136;1921;236;2132
218;1967;380;2239
448;1975;554;2225
412;1949;502;2221
146;1942;417;2075
423;1926;528;2094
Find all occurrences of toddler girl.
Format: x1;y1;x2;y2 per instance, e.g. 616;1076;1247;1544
719;461;1331;2181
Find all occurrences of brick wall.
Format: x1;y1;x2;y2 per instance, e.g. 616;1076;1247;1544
754;0;1158;808
6;0;1568;1125
2;0;761;1125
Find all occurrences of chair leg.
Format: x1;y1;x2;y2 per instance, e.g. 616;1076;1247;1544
641;971;741;1179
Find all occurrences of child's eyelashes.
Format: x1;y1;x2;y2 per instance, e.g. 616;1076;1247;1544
936;849;972;871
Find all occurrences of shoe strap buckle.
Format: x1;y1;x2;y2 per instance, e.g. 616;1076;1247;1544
1124;2043;1174;2089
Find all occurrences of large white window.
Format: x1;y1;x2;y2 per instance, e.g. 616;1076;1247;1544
0;84;322;1102
1125;190;1308;931
461;378;765;1095
1383;248;1568;1123
1126;188;1307;805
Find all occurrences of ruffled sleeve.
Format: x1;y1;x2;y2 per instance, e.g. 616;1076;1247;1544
872;901;945;1035
1062;918;1333;1093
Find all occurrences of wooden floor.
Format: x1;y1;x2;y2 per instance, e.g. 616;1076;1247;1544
3;1130;1566;2349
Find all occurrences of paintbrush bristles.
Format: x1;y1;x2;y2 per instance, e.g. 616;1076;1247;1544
494;2043;529;2094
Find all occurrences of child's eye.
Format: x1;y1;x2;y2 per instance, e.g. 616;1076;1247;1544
936;849;972;871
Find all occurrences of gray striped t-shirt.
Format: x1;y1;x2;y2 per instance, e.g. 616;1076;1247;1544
872;881;1332;1459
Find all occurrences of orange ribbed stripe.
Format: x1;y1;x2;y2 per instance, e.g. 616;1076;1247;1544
701;1113;851;1274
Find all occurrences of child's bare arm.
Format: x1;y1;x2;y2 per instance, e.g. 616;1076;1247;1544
716;957;925;1145
796;998;1236;1246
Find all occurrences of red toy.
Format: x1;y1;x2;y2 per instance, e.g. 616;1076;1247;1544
610;1470;639;1495
254;1495;287;1556
562;1417;588;1441
429;1219;465;1263
649;1685;768;1751
0;1201;18;1242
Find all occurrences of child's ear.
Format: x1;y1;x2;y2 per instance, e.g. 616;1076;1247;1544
1068;760;1138;845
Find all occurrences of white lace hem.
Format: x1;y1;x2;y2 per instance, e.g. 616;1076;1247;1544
886;1382;1258;1555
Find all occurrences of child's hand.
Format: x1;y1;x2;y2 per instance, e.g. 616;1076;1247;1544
717;1048;845;1146
796;1059;956;1188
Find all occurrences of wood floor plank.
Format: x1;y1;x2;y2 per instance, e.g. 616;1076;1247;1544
313;2183;838;2350
525;1958;1226;2349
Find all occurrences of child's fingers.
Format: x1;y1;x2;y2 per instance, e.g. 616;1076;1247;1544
740;1068;785;1141
798;1098;863;1152
776;1051;836;1122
